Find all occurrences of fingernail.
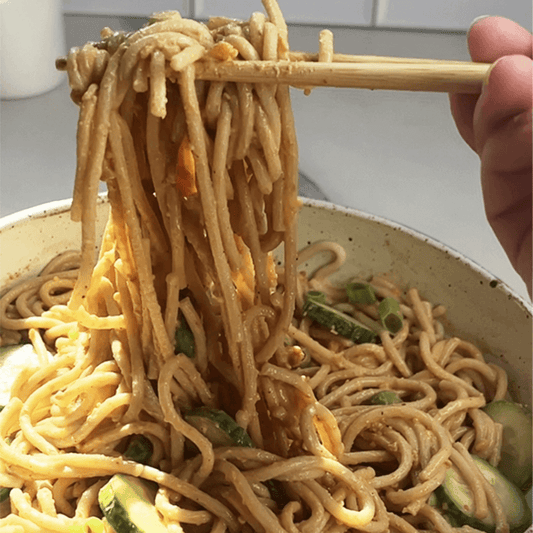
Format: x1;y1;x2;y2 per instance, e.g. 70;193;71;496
467;15;492;38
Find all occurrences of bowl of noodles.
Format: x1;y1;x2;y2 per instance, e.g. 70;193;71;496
0;194;531;532
0;2;532;532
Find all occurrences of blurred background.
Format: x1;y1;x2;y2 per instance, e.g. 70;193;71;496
1;0;531;298
61;0;530;31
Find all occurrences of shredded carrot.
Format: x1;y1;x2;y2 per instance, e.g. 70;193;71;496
289;387;314;412
232;235;255;309
266;252;278;291
176;135;197;197
209;41;239;61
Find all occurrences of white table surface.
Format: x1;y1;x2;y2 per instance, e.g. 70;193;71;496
0;15;529;300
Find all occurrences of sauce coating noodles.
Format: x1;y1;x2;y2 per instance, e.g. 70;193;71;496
0;3;526;533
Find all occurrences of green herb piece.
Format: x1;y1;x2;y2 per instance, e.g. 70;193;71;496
175;318;195;358
124;435;153;465
369;390;402;405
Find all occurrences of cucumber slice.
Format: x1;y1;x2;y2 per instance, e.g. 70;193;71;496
429;492;463;527
483;400;532;490
184;407;254;448
303;297;377;344
437;455;531;533
185;408;290;508
0;344;43;406
98;474;168;533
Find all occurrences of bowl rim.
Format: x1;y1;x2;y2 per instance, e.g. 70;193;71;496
301;197;532;312
1;194;531;313
1;196;532;521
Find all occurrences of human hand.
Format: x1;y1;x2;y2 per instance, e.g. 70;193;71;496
449;16;532;297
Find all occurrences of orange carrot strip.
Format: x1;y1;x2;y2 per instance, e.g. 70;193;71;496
176;135;197;196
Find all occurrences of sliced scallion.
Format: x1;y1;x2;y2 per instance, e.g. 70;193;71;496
306;290;327;304
378;297;403;334
346;282;377;305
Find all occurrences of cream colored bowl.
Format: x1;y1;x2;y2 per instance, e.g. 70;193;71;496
1;196;531;408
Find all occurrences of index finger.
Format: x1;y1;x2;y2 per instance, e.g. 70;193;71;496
449;16;533;151
468;16;533;62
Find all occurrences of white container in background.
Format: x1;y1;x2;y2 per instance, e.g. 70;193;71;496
0;0;66;99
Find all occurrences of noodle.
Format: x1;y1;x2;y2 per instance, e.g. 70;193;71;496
0;3;528;533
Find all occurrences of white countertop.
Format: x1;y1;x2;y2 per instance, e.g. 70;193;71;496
0;15;529;300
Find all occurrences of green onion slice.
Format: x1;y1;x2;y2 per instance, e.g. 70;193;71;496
306;291;327;304
378;297;403;334
346;282;377;305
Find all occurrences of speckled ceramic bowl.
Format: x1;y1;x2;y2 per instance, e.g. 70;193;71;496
1;196;531;408
1;195;532;522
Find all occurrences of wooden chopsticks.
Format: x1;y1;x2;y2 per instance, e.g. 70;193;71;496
194;53;491;94
56;51;490;94
289;51;475;65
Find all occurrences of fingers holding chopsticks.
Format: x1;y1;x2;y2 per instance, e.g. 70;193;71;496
449;16;532;150
449;16;533;296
